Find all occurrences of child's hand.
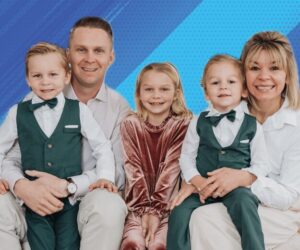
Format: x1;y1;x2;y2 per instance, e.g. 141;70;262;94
141;214;149;239
145;214;160;248
169;181;196;210
89;179;118;193
0;179;9;194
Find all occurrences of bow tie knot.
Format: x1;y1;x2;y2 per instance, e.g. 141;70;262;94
209;110;236;127
29;98;58;111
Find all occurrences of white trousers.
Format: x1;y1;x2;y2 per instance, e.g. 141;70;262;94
0;192;29;250
0;189;127;250
189;203;300;250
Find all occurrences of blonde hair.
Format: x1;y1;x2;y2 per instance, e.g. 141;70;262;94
26;42;69;76
241;31;300;109
201;54;245;93
135;62;192;121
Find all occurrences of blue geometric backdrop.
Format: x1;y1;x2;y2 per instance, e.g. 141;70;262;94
1;0;300;123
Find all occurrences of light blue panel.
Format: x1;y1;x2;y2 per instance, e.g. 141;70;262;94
117;0;300;114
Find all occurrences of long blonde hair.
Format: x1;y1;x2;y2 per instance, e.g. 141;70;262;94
241;31;300;109
135;62;192;121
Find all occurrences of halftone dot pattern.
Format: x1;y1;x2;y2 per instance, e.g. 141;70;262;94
117;0;300;114
0;0;300;123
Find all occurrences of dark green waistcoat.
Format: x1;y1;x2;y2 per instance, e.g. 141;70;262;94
196;111;256;177
17;98;82;179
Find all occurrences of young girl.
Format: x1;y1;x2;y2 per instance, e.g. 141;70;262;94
167;55;270;250
120;62;192;250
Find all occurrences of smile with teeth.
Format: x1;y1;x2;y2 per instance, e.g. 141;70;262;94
82;67;98;72
150;102;164;105
256;85;274;91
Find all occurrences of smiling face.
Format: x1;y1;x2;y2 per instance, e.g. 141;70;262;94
139;70;176;125
27;53;70;100
245;50;287;105
204;61;246;112
67;27;114;90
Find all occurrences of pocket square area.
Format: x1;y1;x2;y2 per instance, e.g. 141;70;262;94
240;139;249;143
64;125;79;128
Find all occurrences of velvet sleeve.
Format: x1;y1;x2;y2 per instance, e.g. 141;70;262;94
120;117;151;216
149;118;190;218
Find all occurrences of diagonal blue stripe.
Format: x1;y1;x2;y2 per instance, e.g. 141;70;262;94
117;0;300;114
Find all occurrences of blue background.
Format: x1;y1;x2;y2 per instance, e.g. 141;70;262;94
1;0;300;122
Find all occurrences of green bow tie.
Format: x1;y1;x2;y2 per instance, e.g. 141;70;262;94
209;110;236;127
29;98;58;111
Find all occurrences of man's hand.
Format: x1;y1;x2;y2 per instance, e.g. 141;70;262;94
14;178;64;216
0;179;9;194
89;179;118;193
26;170;69;198
169;181;197;210
145;214;160;248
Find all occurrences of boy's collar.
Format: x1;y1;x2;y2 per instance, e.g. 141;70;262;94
206;101;246;121
31;92;65;110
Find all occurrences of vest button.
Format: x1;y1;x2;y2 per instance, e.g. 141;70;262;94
47;162;52;167
220;150;226;155
48;144;53;149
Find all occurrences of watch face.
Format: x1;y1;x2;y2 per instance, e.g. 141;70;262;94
67;183;77;194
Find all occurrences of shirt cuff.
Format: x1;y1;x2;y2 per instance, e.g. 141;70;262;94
8;174;26;197
97;170;115;184
68;174;90;204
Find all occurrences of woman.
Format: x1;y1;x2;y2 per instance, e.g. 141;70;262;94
175;31;300;249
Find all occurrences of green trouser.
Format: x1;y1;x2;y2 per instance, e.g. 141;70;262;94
26;198;80;250
167;187;265;250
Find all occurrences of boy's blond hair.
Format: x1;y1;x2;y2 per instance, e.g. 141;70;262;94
241;31;300;109
201;54;245;94
26;42;69;76
135;62;192;121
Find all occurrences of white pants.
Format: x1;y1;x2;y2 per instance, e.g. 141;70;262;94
78;189;128;250
0;192;29;250
189;203;300;250
0;189;127;250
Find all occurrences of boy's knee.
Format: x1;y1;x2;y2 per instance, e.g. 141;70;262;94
228;188;259;211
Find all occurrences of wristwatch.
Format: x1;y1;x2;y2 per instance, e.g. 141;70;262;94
66;178;77;196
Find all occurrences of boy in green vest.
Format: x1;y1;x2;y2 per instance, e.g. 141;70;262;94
167;55;271;250
0;42;117;250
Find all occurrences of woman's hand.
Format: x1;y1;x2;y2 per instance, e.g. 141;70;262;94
200;168;255;200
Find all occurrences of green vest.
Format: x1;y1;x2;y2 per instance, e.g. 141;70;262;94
17;98;82;179
196;111;256;177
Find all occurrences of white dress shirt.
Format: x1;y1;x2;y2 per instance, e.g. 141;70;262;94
180;101;270;183
250;100;300;210
1;85;128;202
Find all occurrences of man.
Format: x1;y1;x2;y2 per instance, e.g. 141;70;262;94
0;17;130;250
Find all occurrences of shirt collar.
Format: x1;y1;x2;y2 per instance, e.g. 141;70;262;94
31;92;65;111
263;99;297;130
63;83;108;102
206;100;246;121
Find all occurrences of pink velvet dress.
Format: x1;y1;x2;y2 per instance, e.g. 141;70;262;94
120;113;190;250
